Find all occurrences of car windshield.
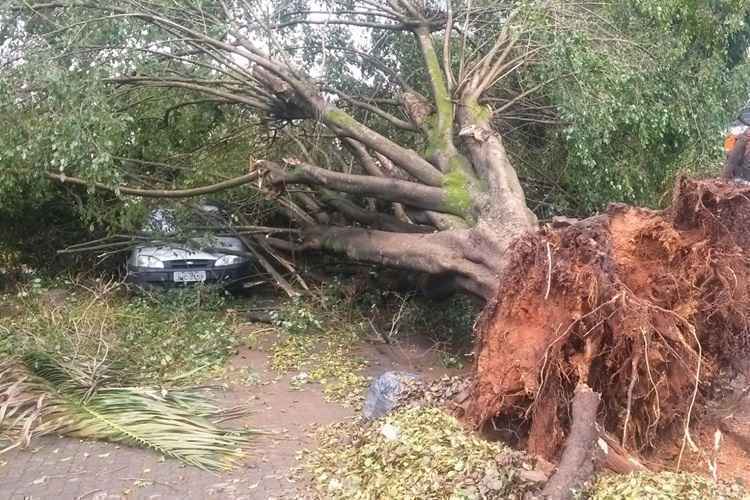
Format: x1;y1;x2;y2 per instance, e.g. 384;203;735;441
143;205;228;234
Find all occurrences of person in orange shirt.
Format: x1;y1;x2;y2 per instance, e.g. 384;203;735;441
723;108;750;180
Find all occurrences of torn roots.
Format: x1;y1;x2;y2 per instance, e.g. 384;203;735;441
468;177;750;461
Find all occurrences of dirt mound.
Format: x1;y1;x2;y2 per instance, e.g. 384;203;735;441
467;177;750;463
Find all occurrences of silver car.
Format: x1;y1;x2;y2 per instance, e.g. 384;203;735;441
126;205;253;289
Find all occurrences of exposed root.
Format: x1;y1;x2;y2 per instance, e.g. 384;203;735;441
468;177;750;465
622;352;641;447
677;320;703;470
540;384;601;500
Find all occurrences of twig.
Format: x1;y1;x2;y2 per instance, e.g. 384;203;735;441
387;292;412;342
165;363;212;382
119;477;181;491
76;489;102;500
367;318;389;344
253;234;309;291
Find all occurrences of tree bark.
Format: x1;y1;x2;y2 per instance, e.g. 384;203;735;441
540;384;601;500
259;160;460;215
290;226;499;299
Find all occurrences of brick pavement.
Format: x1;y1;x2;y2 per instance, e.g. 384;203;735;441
0;342;354;500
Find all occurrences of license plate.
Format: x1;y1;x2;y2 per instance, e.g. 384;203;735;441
173;271;207;282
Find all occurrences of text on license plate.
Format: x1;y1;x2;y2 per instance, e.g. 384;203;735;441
173;271;207;282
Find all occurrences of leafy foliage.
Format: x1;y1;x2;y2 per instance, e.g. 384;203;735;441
0;5;273;263
587;472;748;500
306;406;536;499
270;297;325;336
267;295;370;406
2;0;747;235
520;0;750;213
0;191;112;278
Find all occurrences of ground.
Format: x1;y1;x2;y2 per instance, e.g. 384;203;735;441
3;266;750;500
0;316;461;500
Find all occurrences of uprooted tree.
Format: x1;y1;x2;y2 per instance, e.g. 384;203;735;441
4;0;750;482
4;0;750;291
4;0;550;298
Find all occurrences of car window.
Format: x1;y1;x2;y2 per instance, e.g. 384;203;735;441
143;205;229;234
144;209;177;233
192;204;230;226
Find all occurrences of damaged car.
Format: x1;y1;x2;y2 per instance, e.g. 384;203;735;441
126;204;253;289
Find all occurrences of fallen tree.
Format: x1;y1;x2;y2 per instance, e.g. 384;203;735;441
468;177;750;469
5;1;750;492
5;1;749;299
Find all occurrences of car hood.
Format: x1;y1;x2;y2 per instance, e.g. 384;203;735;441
133;236;247;262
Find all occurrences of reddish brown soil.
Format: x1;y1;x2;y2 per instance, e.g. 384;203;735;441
654;419;750;484
467;178;750;472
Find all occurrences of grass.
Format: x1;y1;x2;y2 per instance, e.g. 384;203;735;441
1;280;238;385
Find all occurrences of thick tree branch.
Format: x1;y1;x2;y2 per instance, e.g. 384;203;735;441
296;226;495;298
319;191;433;233
293;191;331;225
541;384;601;500
336;94;418;131
322;106;444;186
46;171;259;198
343;138;387;177
415;26;454;146
259;160;461;216
345;139;415;224
443;2;455;92
372;151;414;223
457;97;536;227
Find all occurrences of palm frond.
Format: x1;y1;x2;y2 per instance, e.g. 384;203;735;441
0;353;252;471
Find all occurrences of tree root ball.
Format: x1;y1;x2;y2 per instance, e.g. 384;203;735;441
467;177;750;460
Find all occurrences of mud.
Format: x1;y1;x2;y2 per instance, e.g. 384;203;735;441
467;178;750;465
